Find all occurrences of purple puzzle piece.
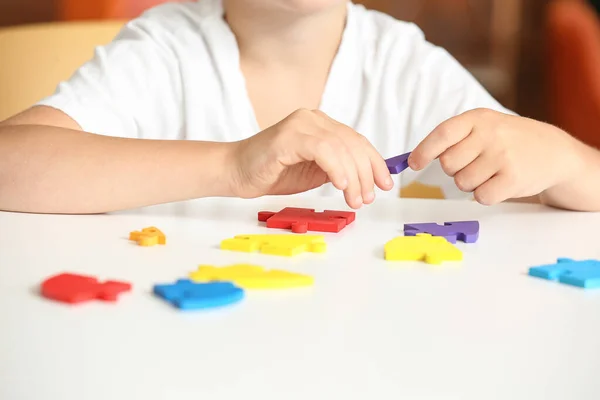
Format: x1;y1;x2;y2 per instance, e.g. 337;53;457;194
385;152;411;174
403;221;479;243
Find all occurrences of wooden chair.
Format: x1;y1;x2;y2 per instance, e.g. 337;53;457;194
545;0;600;149
56;0;184;20
0;20;125;120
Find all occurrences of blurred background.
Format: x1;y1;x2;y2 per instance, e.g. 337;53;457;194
1;0;599;149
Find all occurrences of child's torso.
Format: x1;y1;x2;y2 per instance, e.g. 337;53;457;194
38;0;512;200
149;0;417;155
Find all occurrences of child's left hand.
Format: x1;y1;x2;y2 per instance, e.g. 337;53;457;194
407;108;587;205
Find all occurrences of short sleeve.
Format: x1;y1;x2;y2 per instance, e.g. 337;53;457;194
37;11;183;139
403;37;517;199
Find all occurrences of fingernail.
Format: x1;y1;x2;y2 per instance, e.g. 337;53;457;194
385;177;393;187
356;196;363;205
364;191;375;202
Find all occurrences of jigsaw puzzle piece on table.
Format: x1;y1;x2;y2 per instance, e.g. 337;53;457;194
189;264;314;289
385;152;411;174
528;258;600;289
153;279;244;310
384;233;463;264
191;264;265;281
41;272;132;304
403;221;479;243
129;226;166;246
221;234;326;256
258;207;355;233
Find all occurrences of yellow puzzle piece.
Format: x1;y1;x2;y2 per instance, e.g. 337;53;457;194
189;264;314;289
129;226;166;246
220;234;326;256
384;233;462;264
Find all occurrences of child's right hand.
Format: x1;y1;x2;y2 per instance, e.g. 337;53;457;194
228;109;394;209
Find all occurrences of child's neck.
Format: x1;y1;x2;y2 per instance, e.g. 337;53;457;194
223;1;348;130
223;1;348;67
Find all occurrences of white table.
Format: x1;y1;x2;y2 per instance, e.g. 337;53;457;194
1;196;599;400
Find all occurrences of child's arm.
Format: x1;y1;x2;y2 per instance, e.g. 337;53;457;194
0;107;392;214
0;106;235;213
407;108;600;212
538;142;600;211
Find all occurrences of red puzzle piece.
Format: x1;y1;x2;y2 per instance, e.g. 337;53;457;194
41;273;132;304
258;207;355;233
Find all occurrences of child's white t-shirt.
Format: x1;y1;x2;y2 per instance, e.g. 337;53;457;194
37;0;514;200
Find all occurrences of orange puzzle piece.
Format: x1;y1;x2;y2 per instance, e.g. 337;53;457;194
129;227;166;246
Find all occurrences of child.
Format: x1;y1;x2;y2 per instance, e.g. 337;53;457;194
0;0;599;213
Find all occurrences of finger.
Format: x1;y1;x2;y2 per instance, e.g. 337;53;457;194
408;111;476;171
453;153;501;193
346;137;376;204
279;110;358;201
473;172;515;206
438;129;484;177
294;134;348;191
355;136;393;192
314;114;380;206
326;120;393;196
369;147;394;192
298;133;363;209
334;138;363;209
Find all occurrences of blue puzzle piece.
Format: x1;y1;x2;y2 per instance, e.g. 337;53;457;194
153;279;244;310
528;258;600;289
